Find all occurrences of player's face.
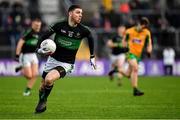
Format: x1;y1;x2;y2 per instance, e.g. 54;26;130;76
70;8;82;24
117;26;126;36
136;23;142;32
32;21;42;32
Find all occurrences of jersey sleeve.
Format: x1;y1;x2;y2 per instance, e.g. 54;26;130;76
21;29;32;40
145;30;152;45
112;35;117;42
49;22;59;32
36;23;57;48
124;29;130;42
125;33;130;42
49;19;65;32
84;26;95;56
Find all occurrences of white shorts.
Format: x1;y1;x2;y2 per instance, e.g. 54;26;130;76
110;53;126;64
44;56;74;74
19;53;39;67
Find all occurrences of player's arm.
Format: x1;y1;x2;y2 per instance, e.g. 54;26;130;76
37;29;54;48
16;38;24;57
146;33;152;54
37;22;60;48
15;29;31;60
122;33;129;48
86;28;96;69
107;39;114;48
86;30;95;57
107;39;120;48
145;32;152;58
121;32;129;53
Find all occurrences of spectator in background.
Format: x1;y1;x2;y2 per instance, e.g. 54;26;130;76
9;2;25;43
0;1;10;31
102;0;113;12
91;11;103;28
163;47;175;75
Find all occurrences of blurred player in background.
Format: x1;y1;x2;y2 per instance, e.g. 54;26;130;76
163;47;175;75
15;18;42;96
107;25;128;86
34;5;96;113
119;17;152;96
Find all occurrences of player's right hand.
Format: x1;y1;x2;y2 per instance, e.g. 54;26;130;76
15;55;19;62
36;47;52;56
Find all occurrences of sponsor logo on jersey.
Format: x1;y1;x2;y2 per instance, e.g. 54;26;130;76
61;29;66;34
32;34;39;39
75;32;81;38
68;31;74;37
59;39;72;46
132;38;141;44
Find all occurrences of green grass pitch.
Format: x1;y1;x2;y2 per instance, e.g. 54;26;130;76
0;76;180;119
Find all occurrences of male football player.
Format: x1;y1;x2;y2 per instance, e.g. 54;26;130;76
107;25;128;86
119;17;152;96
15;18;42;96
35;5;96;113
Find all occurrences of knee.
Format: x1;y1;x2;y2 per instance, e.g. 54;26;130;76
132;66;138;73
32;72;38;78
24;74;33;79
45;76;54;86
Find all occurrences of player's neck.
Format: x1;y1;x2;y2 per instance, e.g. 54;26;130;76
68;18;77;27
118;33;123;37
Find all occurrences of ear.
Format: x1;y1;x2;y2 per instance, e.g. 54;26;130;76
69;11;72;17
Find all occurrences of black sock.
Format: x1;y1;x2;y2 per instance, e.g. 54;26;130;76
39;89;44;100
109;67;118;75
39;85;53;102
133;87;138;92
25;87;31;92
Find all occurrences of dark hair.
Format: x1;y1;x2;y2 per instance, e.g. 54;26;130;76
32;18;41;22
139;17;149;27
68;4;81;12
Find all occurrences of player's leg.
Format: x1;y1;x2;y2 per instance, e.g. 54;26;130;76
35;69;60;113
28;63;38;90
15;53;23;72
169;65;173;75
108;63;117;81
35;56;74;113
35;67;66;113
118;64;131;78
128;59;144;96
22;65;33;96
108;55;118;81
28;54;39;91
23;54;39;96
15;65;23;72
116;54;126;86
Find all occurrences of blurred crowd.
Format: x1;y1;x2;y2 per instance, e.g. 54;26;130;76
88;0;180;59
0;0;46;45
0;0;180;59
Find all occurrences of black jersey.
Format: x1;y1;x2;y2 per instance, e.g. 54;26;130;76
39;19;94;64
111;35;125;55
21;29;40;54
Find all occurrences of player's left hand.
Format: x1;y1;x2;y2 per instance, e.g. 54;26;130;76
15;55;19;62
147;52;151;58
123;47;129;52
90;55;97;70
